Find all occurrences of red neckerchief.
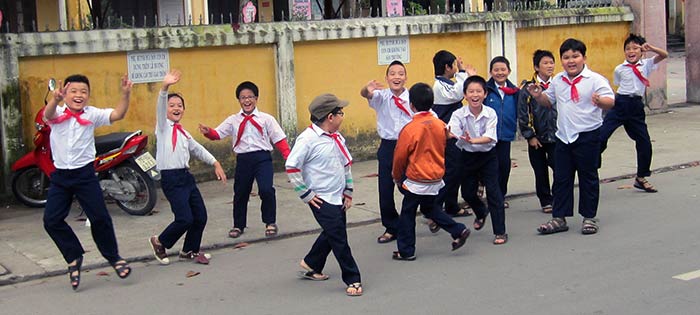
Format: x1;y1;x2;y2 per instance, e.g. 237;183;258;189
234;113;264;148
323;133;352;166
49;109;92;125
624;63;650;87
391;95;411;117
172;123;190;151
562;75;583;103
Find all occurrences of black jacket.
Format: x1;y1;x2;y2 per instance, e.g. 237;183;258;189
517;76;558;144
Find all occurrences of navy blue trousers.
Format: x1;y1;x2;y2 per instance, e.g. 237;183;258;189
43;163;121;264
434;139;462;214
528;141;556;207
397;185;467;257
495;141;512;198
233;151;276;230
377;139;399;235
158;169;207;253
461;149;506;235
552;129;601;219
304;201;361;285
600;94;653;177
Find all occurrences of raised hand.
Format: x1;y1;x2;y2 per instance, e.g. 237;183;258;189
464;64;477;76
120;75;133;94
456;56;465;71
366;80;384;94
198;123;211;135
163;69;181;88
640;43;651;52
53;81;69;103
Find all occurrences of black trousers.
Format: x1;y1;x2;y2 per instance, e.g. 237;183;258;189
528;141;556;207
304;201;361;285
43;163;121;264
600;94;653;178
377;139;399;235
552;129;601;219
233;151;276;230
434;139;462;214
461;149;506;235
158;169;207;253
397;185;466;257
495;141;512;199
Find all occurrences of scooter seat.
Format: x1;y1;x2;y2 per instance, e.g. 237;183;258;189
95;132;135;155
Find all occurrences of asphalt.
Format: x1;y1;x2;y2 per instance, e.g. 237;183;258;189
0;52;697;286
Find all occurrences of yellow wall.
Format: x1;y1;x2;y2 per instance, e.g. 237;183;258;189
35;0;60;31
191;0;206;24
18;45;277;155
516;22;631;86
293;32;487;134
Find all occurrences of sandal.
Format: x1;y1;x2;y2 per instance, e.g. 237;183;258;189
228;227;244;238
376;232;396;244
504;201;510;209
473;216;487;231
581;218;599;235
265;224;278;237
451;228;471;251
634;177;658;193
449;208;472;217
346;282;363;296
542;205;553;213
537;217;569;234
493;234;508;245
111;260;132;279
298;271;329;281
68;256;83;291
427;220;440;233
392;251;416;261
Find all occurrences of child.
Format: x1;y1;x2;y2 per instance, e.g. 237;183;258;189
199;81;290;239
527;38;615;235
360;60;413;244
432;50;476;218
148;70;227;266
449;75;507;245
484;56;519;208
42;74;133;290
285;93;362;297
600;34;668;193
517;50;558;213
392;82;471;260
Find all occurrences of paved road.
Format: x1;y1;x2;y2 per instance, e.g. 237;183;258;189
1;166;699;314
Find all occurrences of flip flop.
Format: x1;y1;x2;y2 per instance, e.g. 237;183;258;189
298;271;329;281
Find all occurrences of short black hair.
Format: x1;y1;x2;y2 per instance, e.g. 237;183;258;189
167;93;185;109
386;60;406;75
310;106;343;124
64;74;90;89
463;75;487;94
559;38;587;57
489;56;511;71
236;81;259;98
624;33;646;48
409;82;433;112
432;50;456;76
533;49;555;67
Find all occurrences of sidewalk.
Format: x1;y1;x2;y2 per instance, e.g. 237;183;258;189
0;54;697;285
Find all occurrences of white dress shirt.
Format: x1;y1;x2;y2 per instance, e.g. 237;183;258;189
448;105;498;152
545;66;615;144
214;108;287;154
614;57;657;96
285;124;352;205
46;104;113;169
433;71;469;105
368;88;413;140
155;91;217;171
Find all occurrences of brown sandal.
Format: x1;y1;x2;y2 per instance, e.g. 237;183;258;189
346;282;363;296
493;234;508;245
634;177;657;193
228;228;243;238
537;217;569;234
265;224;278;237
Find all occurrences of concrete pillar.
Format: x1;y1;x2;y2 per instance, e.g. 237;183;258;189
623;0;667;110
502;20;518;85
0;34;24;194
686;0;700;103
486;20;503;72
274;29;298;139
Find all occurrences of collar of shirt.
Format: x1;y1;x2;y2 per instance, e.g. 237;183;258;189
562;65;593;82
308;123;330;137
622;59;646;67
537;75;551;85
435;76;455;85
237;107;260;116
464;105;492;121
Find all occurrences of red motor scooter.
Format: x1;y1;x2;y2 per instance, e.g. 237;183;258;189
11;79;160;215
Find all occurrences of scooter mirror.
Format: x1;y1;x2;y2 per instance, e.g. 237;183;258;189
47;78;56;91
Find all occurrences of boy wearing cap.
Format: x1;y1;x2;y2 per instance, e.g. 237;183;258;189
285;93;362;297
199;81;290;239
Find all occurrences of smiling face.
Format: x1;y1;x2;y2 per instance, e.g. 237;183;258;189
464;81;487;110
490;62;511;86
167;95;185;123
624;41;644;64
385;64;407;94
535;56;555;81
560;49;587;78
238;89;257;114
64;82;90;113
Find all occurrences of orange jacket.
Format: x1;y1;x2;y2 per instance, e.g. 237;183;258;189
392;112;447;183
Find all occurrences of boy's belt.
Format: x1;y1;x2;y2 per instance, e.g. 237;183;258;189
616;93;643;100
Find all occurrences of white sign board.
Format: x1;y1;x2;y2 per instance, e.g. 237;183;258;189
127;50;170;84
377;36;410;65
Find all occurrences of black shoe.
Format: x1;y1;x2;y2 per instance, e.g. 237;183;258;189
452;229;471;251
392;251;416;261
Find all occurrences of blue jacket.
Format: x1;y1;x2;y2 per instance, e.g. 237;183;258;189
485;78;519;142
